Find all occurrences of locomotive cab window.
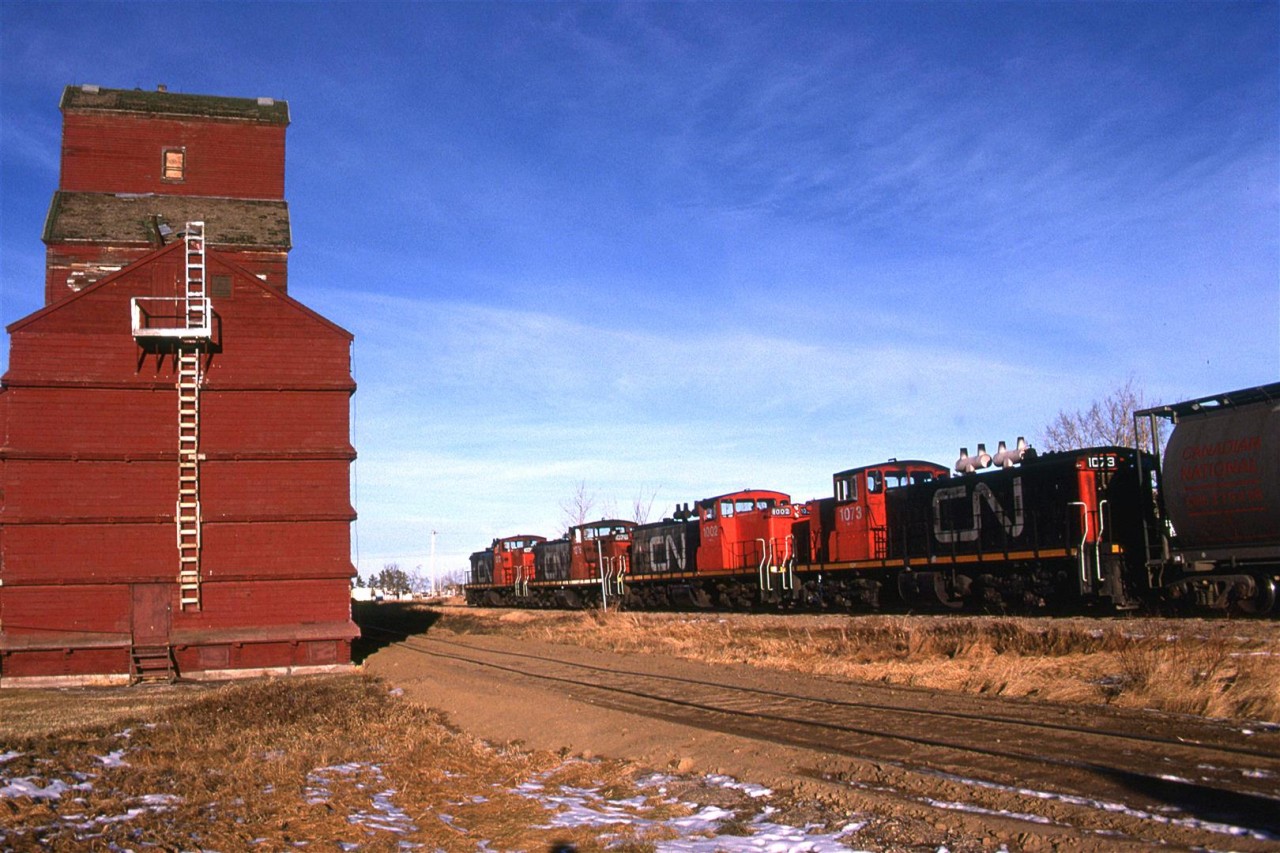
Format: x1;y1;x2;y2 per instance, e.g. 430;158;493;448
911;470;937;485
866;471;884;494
162;147;185;181
835;476;858;502
883;471;908;489
720;499;735;518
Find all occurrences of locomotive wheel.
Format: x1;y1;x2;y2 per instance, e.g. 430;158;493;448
897;571;967;610
1234;576;1277;616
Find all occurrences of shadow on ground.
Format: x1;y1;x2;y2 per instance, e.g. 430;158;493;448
1106;764;1280;839
352;601;442;663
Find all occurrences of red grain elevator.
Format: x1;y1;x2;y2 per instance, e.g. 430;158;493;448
0;85;359;685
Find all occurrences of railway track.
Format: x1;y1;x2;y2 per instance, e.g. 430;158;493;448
364;623;1280;849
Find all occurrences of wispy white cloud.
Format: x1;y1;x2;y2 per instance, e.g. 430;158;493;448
317;287;1065;572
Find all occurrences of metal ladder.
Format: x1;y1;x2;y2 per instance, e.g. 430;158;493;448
177;223;205;610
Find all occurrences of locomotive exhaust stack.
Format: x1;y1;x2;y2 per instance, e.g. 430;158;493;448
955;443;993;473
993;437;1029;468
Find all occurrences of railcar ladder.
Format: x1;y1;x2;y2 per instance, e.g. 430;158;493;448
177;223;206;610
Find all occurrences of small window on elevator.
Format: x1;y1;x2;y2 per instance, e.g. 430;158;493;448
162;147;186;181
210;275;232;298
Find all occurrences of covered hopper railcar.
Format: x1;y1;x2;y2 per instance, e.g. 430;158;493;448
1136;382;1280;614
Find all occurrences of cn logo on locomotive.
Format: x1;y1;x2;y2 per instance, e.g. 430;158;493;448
643;532;688;571
932;479;1026;544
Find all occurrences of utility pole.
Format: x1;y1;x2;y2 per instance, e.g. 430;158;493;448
429;530;438;597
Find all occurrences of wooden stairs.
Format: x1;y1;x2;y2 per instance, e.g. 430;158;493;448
130;645;176;684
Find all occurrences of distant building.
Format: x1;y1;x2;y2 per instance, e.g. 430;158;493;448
0;85;359;686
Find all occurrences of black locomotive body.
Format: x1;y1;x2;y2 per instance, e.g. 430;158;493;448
882;447;1153;610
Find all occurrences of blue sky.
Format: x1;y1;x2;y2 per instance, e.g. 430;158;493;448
2;2;1277;582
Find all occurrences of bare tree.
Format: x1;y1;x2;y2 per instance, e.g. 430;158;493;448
630;485;663;525
439;568;469;595
1041;377;1149;451
559;480;596;534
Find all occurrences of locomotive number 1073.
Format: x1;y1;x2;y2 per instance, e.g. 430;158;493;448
1086;454;1118;470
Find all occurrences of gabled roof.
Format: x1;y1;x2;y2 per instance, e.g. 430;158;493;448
44;192;291;249
7;240;349;341
61;84;289;125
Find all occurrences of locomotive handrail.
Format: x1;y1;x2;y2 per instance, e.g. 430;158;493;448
602;555;627;597
756;538;772;592
1095;500;1108;584
1069;501;1090;589
597;540;610;611
781;535;796;591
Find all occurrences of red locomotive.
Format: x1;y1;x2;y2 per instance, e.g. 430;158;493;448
466;382;1280;616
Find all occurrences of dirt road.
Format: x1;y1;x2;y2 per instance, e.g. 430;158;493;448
363;619;1280;851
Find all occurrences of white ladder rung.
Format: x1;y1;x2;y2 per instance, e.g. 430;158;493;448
174;220;206;612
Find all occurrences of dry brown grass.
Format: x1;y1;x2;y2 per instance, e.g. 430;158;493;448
437;607;1280;723
0;674;736;851
0;683;203;740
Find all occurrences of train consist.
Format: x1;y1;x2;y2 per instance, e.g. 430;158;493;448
465;382;1279;615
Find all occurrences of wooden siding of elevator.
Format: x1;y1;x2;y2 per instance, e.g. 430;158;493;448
0;86;358;685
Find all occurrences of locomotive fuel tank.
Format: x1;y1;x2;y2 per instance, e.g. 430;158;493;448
1162;393;1280;557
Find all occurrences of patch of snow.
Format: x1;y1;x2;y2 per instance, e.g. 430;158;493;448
704;773;773;798
95;750;129;768
307;761;417;835
0;776;91;800
844;765;1278;843
921;796;1058;826
513;763;870;851
135;793;180;806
